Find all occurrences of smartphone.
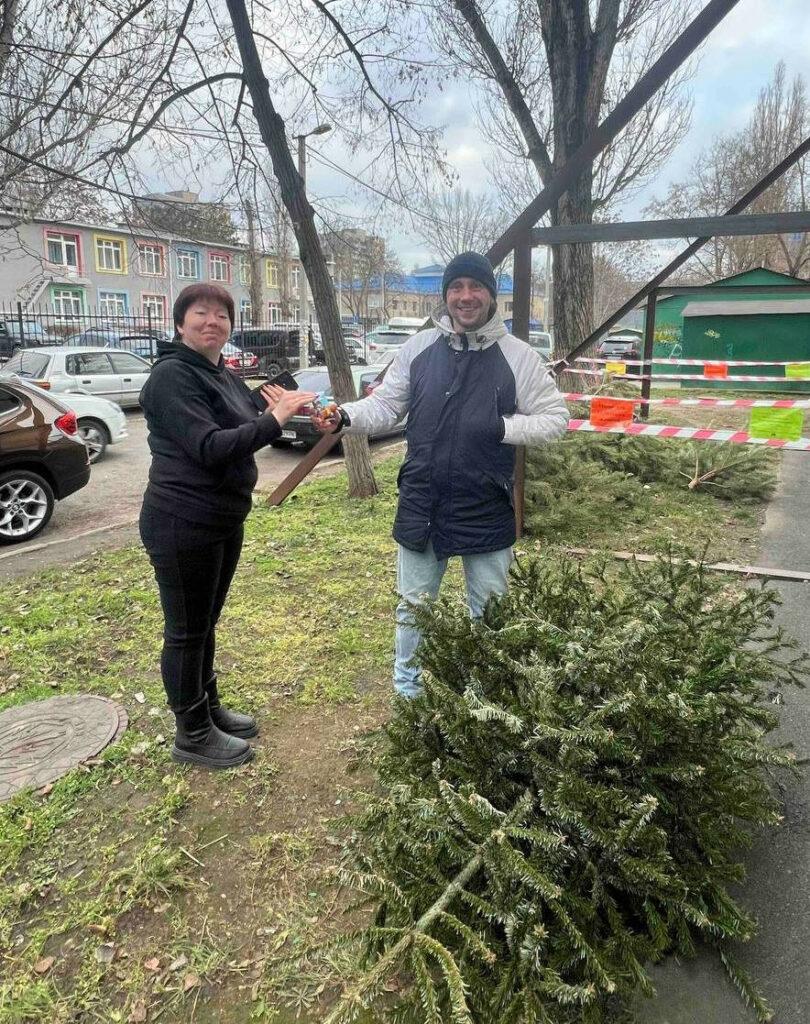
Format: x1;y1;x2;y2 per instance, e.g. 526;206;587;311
250;370;298;412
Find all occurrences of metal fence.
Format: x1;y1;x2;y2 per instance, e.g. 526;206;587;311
0;302;384;374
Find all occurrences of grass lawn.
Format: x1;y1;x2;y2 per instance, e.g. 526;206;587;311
0;437;783;1023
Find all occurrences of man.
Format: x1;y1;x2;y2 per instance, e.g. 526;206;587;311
319;251;568;697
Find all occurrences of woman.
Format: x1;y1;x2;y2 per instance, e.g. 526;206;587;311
139;283;316;769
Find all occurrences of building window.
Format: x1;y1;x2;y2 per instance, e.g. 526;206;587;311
176;249;199;279
51;287;84;316
239;254;253;285
290;305;300;323
136;242;165;276
239;297;252;325
46;231;80;270
94;234;127;274
268;302;282;324
291;265;300;291
142;293;167;323
209;251;232;283
391;299;399;310
266;260;279;287
505;301;513;312
98;290;128;317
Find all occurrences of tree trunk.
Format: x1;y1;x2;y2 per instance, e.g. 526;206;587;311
225;0;378;497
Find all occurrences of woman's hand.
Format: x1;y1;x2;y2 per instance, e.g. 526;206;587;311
260;384;319;427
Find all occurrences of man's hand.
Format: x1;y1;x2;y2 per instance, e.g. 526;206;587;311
260;384;319;428
311;401;343;434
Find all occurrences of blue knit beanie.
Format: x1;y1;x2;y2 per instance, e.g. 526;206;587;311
441;251;497;301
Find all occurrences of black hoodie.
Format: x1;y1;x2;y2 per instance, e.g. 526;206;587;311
139;343;281;526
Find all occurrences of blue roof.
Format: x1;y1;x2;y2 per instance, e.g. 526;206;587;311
340;270;514;295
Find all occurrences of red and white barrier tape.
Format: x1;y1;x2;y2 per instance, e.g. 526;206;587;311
567;418;810;449
565;367;791;383
576;356;810;368
563;393;810;409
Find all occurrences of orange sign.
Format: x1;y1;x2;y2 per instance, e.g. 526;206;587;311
589;397;636;428
704;362;729;379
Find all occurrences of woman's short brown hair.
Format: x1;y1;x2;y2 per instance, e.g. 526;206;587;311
173;283;235;335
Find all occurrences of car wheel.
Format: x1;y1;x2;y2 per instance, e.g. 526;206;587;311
0;470;55;545
77;419;109;464
264;362;282;378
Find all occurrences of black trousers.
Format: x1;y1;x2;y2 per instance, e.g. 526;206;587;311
139;505;244;712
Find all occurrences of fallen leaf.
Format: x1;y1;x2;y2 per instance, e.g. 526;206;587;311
128;999;148;1022
37;783;54;797
134;692;146;704
169;954;188;972
144;957;160;972
34;956;55;974
183;973;200;992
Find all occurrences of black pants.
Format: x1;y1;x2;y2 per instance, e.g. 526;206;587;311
139;505;244;712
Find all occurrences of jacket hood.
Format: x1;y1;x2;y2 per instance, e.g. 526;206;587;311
154;340;224;373
430;304;508;350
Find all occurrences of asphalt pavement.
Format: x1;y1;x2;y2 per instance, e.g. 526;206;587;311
641;450;810;1024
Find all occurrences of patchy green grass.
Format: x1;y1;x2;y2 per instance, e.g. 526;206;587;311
0;441;781;1021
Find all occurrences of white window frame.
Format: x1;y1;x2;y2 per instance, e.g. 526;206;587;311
291;265;300;291
46;231;79;269
52;287;84;316
176;249;199;279
239;297;253;325
266;260;279;288
98;290;129;317
268;302;282;324
209;251;232;283
141;293;167;323
137;242;165;277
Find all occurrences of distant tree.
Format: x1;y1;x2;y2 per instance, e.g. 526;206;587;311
413;187;503;263
648;63;809;281
321;225;401;319
129;196;239;246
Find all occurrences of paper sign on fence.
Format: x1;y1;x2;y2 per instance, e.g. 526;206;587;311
704;362;729;379
786;363;810;379
589;397;636;428
749;407;804;441
604;361;627;375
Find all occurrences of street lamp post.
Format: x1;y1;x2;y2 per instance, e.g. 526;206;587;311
294;122;331;369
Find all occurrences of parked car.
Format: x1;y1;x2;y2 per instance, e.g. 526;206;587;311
312;334;366;365
221;340;260;377
366;324;422;361
64;328;163;360
0;377;90;544
595;335;642;363
528;331;553;360
272;364;404;449
53;391;128;464
0;319;59;360
230;327;310;377
0;346;151;408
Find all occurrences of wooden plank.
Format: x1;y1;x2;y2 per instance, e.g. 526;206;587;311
563;547;810;582
265;430;343;506
531;210;810;245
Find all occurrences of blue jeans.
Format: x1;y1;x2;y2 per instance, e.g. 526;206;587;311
394;541;513;698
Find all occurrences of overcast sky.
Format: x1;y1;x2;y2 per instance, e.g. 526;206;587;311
298;0;810;271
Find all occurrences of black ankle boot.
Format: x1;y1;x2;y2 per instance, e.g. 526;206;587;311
172;695;254;768
205;677;258;739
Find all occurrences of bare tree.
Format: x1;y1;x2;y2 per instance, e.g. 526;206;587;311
407;0;696;353
322;224;399;320
648;62;809;281
412;187;503;264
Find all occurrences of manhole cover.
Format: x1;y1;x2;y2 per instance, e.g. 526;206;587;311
0;695;128;803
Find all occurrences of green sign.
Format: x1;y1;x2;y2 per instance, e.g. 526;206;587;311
749;407;804;442
786;363;810;379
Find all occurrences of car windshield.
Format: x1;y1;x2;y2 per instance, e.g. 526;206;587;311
295;370;332;391
0;350;51;377
6;321;46;338
371;333;410;346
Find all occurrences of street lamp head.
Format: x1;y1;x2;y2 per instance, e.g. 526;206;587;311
311;123;332;136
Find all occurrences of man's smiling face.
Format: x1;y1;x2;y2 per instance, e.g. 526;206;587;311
446;277;493;332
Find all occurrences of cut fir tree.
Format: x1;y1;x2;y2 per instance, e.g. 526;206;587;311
327;551;806;1024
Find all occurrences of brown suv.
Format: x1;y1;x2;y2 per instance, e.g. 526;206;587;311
0;377;90;545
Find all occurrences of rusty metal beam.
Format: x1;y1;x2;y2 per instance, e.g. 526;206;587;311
486;0;743;267
558;133;810;366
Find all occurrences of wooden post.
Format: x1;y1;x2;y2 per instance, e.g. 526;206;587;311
511;236;531;539
640;291;657;421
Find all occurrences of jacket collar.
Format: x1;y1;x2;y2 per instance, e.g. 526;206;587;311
430;304;507;351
